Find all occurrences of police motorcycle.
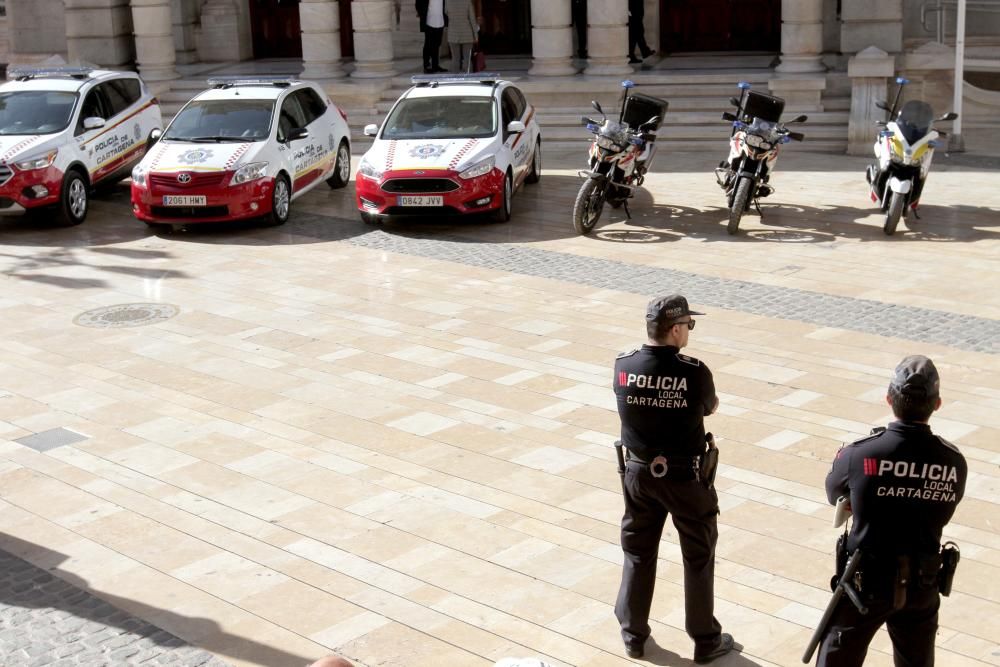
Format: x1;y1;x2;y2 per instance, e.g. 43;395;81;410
715;82;806;235
866;77;958;236
572;81;668;235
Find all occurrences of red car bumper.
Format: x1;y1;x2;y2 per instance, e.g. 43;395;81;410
0;165;64;215
131;171;274;224
355;167;505;217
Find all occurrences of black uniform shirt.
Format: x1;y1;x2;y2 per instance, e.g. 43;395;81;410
613;344;717;458
826;421;967;555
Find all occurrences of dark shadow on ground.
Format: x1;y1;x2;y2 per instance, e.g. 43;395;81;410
0;534;316;667
639;635;764;666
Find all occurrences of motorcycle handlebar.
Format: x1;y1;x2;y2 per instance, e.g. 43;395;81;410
787;131;805;142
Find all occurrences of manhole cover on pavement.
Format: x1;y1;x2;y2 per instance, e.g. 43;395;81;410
74;303;179;328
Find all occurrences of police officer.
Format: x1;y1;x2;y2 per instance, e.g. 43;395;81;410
819;355;967;666
613;295;736;663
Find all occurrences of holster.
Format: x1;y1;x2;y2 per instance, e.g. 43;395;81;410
939;541;960;596
831;531;848;592
699;432;719;487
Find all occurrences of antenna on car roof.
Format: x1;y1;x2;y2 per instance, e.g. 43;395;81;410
7;66;94;82
206;75;299;89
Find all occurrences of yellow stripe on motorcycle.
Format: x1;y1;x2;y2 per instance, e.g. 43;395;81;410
912;143;930;161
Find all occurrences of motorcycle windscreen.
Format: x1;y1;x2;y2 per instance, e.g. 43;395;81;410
742;91;784;124
896;100;934;144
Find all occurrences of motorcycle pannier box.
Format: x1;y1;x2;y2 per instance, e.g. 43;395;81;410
622;93;669;131
742;91;784;123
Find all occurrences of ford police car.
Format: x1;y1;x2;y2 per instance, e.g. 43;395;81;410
355;74;541;223
130;77;351;228
0;67;162;225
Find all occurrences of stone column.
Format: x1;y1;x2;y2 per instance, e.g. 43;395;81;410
584;0;631;76
65;0;134;67
529;0;576;76
776;0;824;73
196;0;253;63
351;0;395;78
7;0;68;61
846;46;894;155
840;0;902;56
131;0;177;81
172;0;199;64
301;0;345;79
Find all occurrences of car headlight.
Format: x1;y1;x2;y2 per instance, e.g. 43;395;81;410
358;158;384;181
230;161;268;186
458;155;495;180
14;150;57;171
131;165;147;187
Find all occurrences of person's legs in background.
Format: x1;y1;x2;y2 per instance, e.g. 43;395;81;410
424;26;445;72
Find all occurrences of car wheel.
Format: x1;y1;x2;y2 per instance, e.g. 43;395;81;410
492;172;512;222
266;175;291;226
525;140;540;184
327;141;351;189
56;169;88;226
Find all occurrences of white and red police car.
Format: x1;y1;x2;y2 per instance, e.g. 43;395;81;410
0;67;162;225
355;74;541;224
131;77;351;228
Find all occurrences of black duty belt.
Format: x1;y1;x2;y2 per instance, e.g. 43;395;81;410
626;451;701;479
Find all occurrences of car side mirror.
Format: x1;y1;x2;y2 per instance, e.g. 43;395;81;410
83;117;106;130
790;114;808;123
939;112;958;121
591;100;603;115
729;96;741;107
149;128;163;144
363;123;378;137
506;120;526;134
875;100;890;111
287;127;309;142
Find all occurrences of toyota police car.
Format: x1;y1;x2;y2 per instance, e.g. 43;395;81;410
131;77;351;228
355;74;541;223
0;67;162;225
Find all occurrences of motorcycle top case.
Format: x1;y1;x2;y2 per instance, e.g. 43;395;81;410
622;93;669;131
742;90;784;123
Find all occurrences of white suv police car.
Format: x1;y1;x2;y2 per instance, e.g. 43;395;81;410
0;67;162;225
131;77;351;228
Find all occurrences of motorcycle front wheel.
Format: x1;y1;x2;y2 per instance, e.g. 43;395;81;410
883;191;904;235
573;177;608;235
728;176;753;235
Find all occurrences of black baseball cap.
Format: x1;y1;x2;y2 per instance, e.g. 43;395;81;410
890;355;940;398
646;294;704;324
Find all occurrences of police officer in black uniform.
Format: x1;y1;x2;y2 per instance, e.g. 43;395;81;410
613;295;736;663
819;355;967;666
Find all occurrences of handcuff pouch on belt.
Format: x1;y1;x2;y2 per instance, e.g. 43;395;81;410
647;454;700;478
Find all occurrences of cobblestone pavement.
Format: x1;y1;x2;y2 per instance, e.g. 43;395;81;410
0;550;229;667
289;214;1000;354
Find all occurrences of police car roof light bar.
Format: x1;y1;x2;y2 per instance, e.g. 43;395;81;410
410;73;502;86
207;76;299;89
8;66;95;81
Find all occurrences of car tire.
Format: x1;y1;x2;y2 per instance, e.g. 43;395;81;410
265;174;291;226
55;169;89;226
492;172;512;223
327;141;351;189
525;140;540;184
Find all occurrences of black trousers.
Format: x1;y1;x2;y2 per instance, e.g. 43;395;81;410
817;582;939;666
615;461;722;652
423;26;444;70
629;14;651;57
571;0;587;56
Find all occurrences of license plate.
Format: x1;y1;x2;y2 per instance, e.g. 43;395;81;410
396;195;442;207
162;195;206;207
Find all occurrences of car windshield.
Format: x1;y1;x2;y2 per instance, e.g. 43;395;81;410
0;91;78;135
164;99;274;142
896;100;934;144
381;96;496;140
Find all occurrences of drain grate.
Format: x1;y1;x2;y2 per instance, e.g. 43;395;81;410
74;303;179;329
14;428;88;452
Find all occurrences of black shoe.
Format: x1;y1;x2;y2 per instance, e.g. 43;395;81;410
694;633;735;664
625;641;644;659
641;48;655;59
578;50;589;59
423;67;434;74
628;56;642;64
432;66;448;73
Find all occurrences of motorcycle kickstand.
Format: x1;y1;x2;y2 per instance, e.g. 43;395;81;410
753;197;763;218
911;207;921;220
623;199;632;220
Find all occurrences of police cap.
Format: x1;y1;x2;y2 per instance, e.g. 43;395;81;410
646;294;704;325
890;355;940;398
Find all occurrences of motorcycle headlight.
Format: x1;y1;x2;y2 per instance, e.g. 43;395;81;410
744;134;773;150
458;155;495;180
230;161;268;186
359;158;384;181
14;149;57;171
131;165;147;187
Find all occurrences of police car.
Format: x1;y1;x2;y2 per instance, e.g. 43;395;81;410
0;67;162;225
130;77;351;228
355;73;541;224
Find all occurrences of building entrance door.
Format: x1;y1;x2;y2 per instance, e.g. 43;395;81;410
659;0;780;52
477;0;531;55
249;0;303;59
